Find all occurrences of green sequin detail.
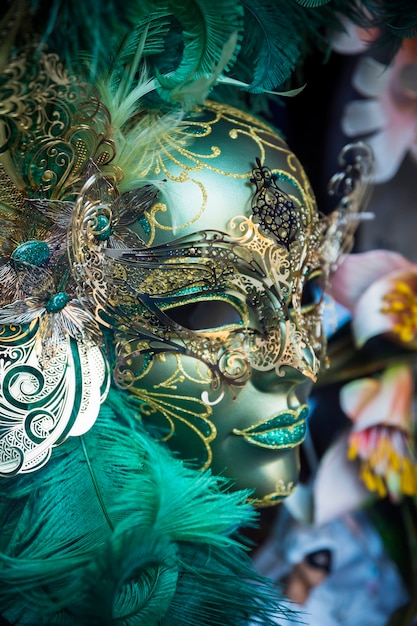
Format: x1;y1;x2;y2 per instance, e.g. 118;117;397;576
246;405;309;434
247;421;306;448
138;215;151;237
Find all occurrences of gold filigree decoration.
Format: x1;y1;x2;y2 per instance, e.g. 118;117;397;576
253;480;296;507
109;205;322;395
112;350;215;468
137;100;317;240
152;354;212;390
130;386;216;470
0;50;119;200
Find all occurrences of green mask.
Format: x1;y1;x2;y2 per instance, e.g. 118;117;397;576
104;101;328;505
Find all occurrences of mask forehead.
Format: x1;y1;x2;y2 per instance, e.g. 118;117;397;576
133;100;317;245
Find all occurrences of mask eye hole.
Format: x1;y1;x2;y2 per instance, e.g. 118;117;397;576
301;270;324;311
166;300;243;331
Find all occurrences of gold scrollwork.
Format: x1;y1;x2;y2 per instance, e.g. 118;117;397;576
0;50;119;199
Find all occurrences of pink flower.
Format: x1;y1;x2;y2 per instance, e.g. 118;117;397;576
341;37;417;183
330;249;417;348
341;365;417;500
314;365;417;524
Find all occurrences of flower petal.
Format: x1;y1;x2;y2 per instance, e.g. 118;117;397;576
340;377;380;424
342;99;386;136
330;250;414;312
341;365;414;432
314;434;372;525
366;127;416;183
352;56;389;98
375;366;414;432
353;268;417;347
331;20;377;55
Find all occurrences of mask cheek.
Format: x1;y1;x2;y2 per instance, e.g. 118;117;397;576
122;351;217;468
211;434;301;505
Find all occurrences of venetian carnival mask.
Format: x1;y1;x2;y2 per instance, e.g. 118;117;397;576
103;101;332;505
0;50;371;504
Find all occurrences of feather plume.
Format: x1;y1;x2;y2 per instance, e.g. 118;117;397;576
0;387;288;625
236;0;360;92
295;0;332;7
239;0;308;92
3;0;416;103
153;0;242;104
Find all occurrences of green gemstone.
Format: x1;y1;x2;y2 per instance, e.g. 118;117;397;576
94;215;112;241
45;291;70;313
11;241;50;266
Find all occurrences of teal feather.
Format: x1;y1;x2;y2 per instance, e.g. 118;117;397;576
25;0;164;75
234;0;364;92
357;0;417;43
4;0;417;103
154;0;243;104
163;542;296;626
239;1;309;92
237;0;350;92
295;0;332;7
0;387;288;625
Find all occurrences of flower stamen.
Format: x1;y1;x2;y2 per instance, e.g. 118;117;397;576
348;425;417;500
381;280;417;343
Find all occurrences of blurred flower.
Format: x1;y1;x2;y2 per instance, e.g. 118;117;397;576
331;16;378;56
341;365;417;500
381;281;417;344
330;249;417;348
314;365;417;524
341;37;417;182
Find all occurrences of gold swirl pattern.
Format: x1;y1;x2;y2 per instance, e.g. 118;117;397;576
0;50;118;198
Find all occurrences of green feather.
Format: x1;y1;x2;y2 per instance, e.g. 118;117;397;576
295;0;331;7
164;542;296;626
357;0;417;47
5;0;243;106
235;0;362;92
154;0;243;104
3;0;417;104
239;0;307;92
0;388;288;625
22;0;163;76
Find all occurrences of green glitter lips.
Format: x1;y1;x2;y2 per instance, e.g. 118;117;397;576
232;404;309;449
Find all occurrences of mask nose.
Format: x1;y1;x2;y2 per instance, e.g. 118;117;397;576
250;336;319;393
250;365;308;394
